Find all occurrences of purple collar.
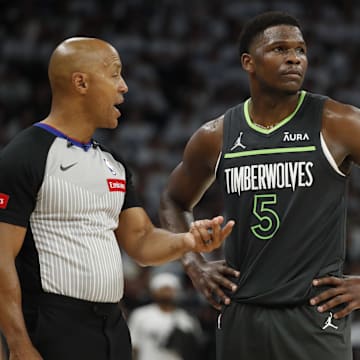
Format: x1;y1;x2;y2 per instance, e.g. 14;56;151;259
34;122;94;151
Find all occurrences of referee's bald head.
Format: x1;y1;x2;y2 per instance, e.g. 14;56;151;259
48;37;119;95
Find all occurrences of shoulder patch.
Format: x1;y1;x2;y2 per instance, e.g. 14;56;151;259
0;193;10;209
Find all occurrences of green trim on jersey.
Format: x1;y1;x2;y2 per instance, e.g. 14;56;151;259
224;145;316;159
245;90;306;134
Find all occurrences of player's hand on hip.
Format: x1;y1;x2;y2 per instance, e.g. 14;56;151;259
310;275;360;319
185;216;234;253
185;259;240;310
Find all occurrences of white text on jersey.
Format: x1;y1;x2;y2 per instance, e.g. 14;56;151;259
283;132;310;142
224;161;314;196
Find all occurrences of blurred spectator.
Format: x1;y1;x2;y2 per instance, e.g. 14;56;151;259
128;272;203;360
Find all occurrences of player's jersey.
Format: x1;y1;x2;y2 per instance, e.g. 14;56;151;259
0;123;139;303
217;91;348;306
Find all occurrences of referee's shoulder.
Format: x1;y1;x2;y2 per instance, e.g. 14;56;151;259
1;125;53;154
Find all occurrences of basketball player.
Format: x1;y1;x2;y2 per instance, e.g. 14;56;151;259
160;11;360;359
0;37;234;360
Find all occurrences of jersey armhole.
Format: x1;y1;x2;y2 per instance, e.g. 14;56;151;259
214;152;222;177
320;133;346;177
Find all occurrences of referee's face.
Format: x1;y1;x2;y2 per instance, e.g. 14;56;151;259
245;25;308;95
87;45;128;130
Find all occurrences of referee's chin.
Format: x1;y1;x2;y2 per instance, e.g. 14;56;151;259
103;117;120;130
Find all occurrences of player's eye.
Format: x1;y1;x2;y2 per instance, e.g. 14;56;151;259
296;47;306;55
273;47;284;53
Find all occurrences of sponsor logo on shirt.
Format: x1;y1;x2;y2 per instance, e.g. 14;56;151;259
60;162;78;171
230;132;246;151
107;179;126;192
283;132;310;142
0;193;10;209
322;312;338;330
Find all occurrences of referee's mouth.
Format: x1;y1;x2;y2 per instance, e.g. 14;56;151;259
114;100;124;117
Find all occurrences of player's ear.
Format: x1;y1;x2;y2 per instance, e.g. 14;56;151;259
72;72;89;94
241;53;255;73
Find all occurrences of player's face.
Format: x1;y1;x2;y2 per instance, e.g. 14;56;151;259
247;25;308;95
89;47;128;129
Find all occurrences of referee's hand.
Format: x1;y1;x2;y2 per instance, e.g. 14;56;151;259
184;216;235;253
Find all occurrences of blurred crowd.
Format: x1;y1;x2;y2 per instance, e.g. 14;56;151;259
2;0;360;358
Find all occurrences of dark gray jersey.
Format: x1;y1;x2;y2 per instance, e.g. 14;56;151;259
217;91;348;306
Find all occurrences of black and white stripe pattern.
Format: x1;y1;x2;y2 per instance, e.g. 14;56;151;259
30;139;126;302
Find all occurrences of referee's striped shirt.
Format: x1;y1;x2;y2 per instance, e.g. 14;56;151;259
0;123;140;303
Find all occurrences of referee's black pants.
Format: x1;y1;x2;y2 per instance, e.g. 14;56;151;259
26;293;132;360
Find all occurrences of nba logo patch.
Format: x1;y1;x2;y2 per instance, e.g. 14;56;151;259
0;193;10;209
104;158;117;175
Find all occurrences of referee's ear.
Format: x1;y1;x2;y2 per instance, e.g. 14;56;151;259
72;72;89;94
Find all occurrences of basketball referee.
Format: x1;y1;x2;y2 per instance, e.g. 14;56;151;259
0;37;234;360
160;11;360;359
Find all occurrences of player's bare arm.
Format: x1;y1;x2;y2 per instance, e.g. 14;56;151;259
311;99;360;318
159;116;240;310
0;222;43;360
115;207;234;266
321;99;360;168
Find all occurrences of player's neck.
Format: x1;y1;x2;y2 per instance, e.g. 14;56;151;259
249;91;301;127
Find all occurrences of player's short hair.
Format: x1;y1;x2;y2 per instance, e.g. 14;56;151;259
238;11;302;56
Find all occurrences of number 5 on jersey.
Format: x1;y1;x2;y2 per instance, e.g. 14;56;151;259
251;194;280;240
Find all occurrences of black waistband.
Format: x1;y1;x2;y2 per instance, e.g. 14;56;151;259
38;292;120;316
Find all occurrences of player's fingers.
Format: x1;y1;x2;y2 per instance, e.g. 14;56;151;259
310;288;342;305
212;259;227;266
334;303;356;319
202;285;223;310
213;287;231;306
211;272;238;292
316;294;350;313
207;281;231;307
219;264;241;278
211;260;241;278
313;277;343;287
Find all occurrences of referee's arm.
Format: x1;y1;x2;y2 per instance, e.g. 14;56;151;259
0;222;42;359
115;207;233;266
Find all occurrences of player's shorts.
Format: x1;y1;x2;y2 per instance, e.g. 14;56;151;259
216;301;352;360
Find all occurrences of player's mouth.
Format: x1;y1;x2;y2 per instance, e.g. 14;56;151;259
281;69;303;79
